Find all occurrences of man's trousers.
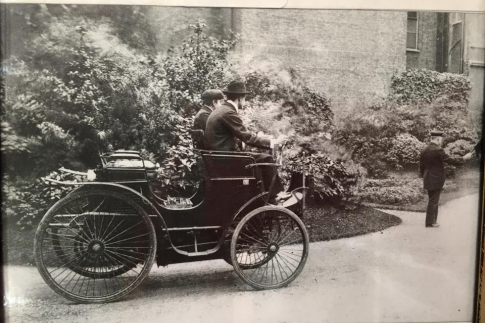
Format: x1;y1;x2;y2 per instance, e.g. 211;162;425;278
425;189;442;226
250;153;284;200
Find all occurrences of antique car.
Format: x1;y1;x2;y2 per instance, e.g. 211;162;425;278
34;142;310;303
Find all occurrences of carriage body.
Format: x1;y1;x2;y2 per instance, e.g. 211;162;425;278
96;150;268;263
34;149;309;303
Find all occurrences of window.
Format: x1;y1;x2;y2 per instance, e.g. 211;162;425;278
449;20;463;73
407;12;418;50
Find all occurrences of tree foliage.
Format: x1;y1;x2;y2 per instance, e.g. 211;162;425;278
163;19;238;116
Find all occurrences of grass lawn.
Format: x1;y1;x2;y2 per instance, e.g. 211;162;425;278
304;202;401;242
2;203;401;266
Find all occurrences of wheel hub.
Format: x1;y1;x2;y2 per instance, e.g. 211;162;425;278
268;243;279;254
88;240;105;255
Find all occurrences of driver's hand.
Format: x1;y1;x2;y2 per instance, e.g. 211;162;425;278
257;131;274;139
270;135;288;148
274;134;288;145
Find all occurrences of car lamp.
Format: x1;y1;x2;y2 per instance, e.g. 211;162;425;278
87;169;96;181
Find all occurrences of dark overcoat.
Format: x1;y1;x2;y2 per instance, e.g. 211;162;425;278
193;105;213;131
419;142;460;190
204;102;270;151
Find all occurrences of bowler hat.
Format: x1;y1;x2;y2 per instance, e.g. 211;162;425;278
430;130;444;136
223;80;251;95
201;89;224;104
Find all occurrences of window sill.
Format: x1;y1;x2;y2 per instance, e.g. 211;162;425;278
406;49;420;53
470;61;485;67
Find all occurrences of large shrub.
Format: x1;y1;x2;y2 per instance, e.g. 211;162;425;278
391;69;471;105
391;68;477;150
336;69;475;178
334;103;402;177
356;176;462;206
3;18;172;176
357;178;423;205
387;133;425;169
237;62;363;203
1;121;35;176
2;171;79;229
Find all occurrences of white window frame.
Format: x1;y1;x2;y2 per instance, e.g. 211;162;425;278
406;12;419;52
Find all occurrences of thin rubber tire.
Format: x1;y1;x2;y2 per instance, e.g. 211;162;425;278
231;206;309;290
34;188;156;303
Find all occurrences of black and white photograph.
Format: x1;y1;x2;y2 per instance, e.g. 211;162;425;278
1;3;484;323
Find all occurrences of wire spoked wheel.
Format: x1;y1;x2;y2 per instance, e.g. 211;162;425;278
223;247;272;269
35;188;156;303
50;227;135;279
231;206;309;290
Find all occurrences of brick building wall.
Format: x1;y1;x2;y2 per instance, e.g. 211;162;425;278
147;8;408;109
232;9;407;109
406;12;439;70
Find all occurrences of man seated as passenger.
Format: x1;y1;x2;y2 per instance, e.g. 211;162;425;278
193;89;224;132
204;80;291;204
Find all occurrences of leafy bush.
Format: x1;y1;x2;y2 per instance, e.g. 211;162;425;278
359;185;422;205
1;121;34;176
364;159;389;179
3;19;169;174
334;108;396;178
336;69;475;178
357;178;423;205
2;179;42;228
426;96;477;143
156;116;199;196
444;139;475;158
391;69;471;105
357;176;462;206
285;152;360;203
387;133;425;169
237;63;362;203
2;171;79;229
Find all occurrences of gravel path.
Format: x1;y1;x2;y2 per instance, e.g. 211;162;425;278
4;194;479;323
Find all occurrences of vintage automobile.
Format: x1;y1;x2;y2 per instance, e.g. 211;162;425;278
34;140;310;303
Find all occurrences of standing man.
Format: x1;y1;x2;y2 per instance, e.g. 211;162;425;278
194;89;224;132
420;130;463;227
204;80;290;203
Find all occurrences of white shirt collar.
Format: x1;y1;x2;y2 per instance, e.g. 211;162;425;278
226;100;238;113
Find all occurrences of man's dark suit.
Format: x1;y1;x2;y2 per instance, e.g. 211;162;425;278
420;142;461;226
205;102;270;151
193;105;213;132
204;102;283;198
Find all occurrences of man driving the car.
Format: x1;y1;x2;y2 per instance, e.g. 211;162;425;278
204;80;290;204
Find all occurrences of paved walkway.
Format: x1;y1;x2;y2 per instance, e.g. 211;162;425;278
3;194;480;323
